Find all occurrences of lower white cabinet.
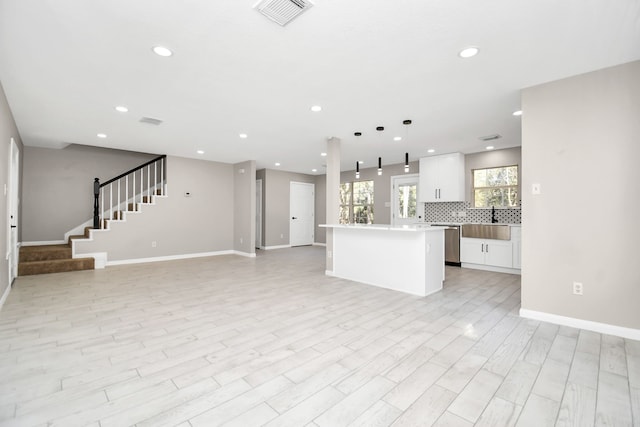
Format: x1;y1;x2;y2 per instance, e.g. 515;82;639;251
461;238;513;268
511;226;522;269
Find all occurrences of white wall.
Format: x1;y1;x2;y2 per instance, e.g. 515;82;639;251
521;60;640;330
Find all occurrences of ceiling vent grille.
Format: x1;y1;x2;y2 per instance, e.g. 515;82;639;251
479;134;502;141
139;117;163;126
254;0;314;26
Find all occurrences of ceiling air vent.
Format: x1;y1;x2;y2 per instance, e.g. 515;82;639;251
254;0;314;26
139;117;163;126
479;134;502;142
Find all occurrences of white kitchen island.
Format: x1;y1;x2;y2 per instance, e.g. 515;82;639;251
320;224;446;297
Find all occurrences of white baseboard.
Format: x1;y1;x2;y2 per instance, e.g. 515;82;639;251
21;240;66;246
106;250;236;266
520;308;640;341
461;263;521;275
233;251;256;258
313;242;327;247
0;283;11;312
263;245;292;251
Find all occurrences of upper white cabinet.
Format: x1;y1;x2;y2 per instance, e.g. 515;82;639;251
419;153;465;202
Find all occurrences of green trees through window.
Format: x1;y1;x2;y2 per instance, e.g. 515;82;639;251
340;180;374;224
473;165;519;208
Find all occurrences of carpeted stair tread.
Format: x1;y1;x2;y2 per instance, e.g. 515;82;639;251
20;245;71;262
18;258;95;276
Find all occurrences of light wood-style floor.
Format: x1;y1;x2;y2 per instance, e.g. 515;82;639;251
0;246;638;426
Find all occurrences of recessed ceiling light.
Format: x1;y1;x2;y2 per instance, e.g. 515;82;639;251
320;152;327;157
459;46;479;58
115;106;128;113
486;146;495;150
152;46;173;57
427;149;435;153
310;105;322;112
513;110;523;116
197;150;205;154
239;133;248;139
97;133;107;139
394;136;402;141
275;162;281;166
312;169;317;172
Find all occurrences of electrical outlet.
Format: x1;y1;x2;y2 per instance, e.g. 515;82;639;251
240;237;243;244
451;211;457;217
280;233;284;239
151;241;157;248
327;250;332;258
532;183;541;195
458;211;467;217
573;281;583;295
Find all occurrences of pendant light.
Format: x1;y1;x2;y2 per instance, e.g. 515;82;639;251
403;119;412;173
354;132;362;179
376;126;384;176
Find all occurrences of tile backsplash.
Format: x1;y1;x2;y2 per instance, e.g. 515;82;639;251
421;202;521;224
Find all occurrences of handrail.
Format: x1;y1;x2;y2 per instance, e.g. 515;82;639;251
93;155;167;229
101;155;166;187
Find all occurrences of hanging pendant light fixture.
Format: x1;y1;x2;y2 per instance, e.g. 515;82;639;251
403;119;412;173
354;131;362;179
376;126;384;176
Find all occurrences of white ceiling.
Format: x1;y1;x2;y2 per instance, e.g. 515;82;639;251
1;0;639;174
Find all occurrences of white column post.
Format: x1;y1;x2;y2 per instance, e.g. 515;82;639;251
325;137;341;273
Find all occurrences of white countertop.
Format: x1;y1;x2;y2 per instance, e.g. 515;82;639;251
320;224;447;232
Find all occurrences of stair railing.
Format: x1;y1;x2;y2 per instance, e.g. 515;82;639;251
93;155;167;229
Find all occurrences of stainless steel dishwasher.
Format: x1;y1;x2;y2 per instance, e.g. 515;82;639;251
433;224;461;266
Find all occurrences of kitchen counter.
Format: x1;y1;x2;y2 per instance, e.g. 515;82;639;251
320;224;445;297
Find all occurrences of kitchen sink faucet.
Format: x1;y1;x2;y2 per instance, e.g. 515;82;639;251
491;206;498;223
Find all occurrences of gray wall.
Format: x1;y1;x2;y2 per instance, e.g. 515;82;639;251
75;156;234;261
233;160;256;255
521;60;640;329
0;81;24;298
22;145;156;241
465;147;522;204
260;169;315;248
256;169;266;247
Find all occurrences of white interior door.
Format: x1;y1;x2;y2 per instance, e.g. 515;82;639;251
392;174;419;226
7;138;20;284
290;182;314;247
255;179;262;249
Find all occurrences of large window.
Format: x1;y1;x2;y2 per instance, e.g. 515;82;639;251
340;180;374;224
473;165;519;208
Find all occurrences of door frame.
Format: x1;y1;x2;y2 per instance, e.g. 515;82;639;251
7;138;20;285
255;179;263;249
289;181;314;247
391;173;419;226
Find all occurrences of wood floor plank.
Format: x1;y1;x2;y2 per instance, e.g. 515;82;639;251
0;247;637;427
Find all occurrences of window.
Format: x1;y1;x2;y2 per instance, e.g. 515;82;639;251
473;165;518;208
339;180;374;224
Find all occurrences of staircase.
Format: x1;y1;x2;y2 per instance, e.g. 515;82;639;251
19;229;95;276
20;155;167;276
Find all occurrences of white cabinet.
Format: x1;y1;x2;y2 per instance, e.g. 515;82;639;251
461;238;513;268
419;153;465;202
